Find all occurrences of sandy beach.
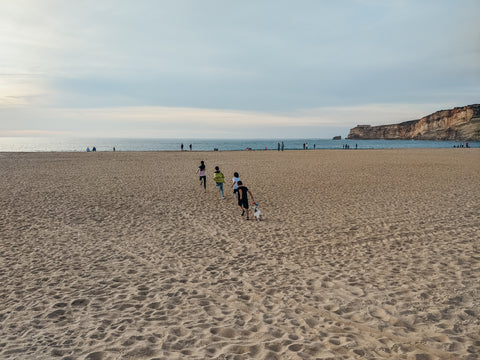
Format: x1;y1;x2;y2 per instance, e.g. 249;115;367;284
0;149;479;360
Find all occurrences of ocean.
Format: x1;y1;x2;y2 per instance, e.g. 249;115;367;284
0;137;476;152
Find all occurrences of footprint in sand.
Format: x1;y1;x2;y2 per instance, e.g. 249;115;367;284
370;307;391;322
71;298;89;307
210;327;236;338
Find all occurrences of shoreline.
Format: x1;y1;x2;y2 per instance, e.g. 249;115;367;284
1;138;478;153
1;145;479;155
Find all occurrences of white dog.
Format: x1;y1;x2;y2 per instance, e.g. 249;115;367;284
253;203;263;221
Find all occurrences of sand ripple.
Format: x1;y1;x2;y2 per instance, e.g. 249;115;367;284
0;150;479;359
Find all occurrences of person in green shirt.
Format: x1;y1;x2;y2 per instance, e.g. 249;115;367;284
213;166;225;199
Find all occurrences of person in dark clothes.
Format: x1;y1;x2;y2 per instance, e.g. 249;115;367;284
237;180;255;220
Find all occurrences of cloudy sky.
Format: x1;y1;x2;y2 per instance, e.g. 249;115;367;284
1;0;479;138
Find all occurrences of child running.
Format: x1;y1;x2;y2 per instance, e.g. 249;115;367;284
237;180;254;220
213;166;225;199
232;172;240;195
195;160;206;192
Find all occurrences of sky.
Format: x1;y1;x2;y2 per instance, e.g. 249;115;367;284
1;0;479;139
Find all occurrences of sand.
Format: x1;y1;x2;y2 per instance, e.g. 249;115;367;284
0;148;479;360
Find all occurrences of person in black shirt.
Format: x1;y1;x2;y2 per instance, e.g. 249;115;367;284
237;181;254;220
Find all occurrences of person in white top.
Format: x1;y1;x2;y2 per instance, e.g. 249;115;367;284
195;160;207;192
232;172;241;208
232;172;240;193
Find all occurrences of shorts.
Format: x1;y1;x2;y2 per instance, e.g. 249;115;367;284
239;198;249;209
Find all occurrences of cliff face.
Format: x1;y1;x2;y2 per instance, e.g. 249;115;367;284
347;104;480;141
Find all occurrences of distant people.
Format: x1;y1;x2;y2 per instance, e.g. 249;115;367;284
232;172;241;196
113;147;116;152
86;147;90;152
355;144;358;149
92;146;96;152
181;143;184;151
213;166;225;199
237;180;255;220
281;141;284;151
303;143;306;150
196;160;207;192
313;144;316;150
278;142;280;151
189;144;192;151
466;142;469;148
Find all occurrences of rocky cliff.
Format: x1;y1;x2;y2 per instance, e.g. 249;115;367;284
347;104;480;141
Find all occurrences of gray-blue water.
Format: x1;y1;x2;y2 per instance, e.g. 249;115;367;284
0;137;477;152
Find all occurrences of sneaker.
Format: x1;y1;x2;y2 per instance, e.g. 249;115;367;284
246;217;249;220
241;210;245;216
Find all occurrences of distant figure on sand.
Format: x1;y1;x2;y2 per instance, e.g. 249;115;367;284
232;172;240;196
213;166;225;199
196;160;207;192
86;147;90;152
181;143;184;151
237;181;255;220
189;144;192;151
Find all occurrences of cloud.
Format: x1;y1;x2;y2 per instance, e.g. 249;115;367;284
0;103;459;139
0;129;74;137
0;1;478;138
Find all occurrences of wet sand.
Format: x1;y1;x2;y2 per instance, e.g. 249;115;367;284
0;149;479;359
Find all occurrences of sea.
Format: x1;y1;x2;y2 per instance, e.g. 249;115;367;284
0;137;477;152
